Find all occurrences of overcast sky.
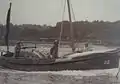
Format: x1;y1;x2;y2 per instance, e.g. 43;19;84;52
0;0;120;25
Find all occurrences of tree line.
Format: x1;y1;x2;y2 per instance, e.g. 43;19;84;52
0;20;120;45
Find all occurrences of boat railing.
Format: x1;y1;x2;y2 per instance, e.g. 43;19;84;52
107;48;120;54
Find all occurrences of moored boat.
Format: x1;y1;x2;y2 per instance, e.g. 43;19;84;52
0;47;119;71
0;0;119;71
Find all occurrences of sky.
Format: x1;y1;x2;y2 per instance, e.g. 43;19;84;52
0;0;120;26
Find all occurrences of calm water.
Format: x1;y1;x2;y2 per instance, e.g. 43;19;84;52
0;44;120;84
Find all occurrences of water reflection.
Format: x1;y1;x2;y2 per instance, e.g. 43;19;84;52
0;70;119;84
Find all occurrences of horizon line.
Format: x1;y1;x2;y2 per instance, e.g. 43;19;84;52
0;20;120;26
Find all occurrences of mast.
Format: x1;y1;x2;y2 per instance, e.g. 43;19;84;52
5;2;12;52
67;0;75;52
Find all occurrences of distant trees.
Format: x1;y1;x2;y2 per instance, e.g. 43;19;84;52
0;20;120;45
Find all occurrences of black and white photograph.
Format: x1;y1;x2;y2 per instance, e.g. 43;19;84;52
0;0;120;84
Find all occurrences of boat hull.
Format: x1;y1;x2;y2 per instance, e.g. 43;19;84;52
0;51;119;71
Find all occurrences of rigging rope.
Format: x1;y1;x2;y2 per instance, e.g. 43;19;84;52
58;0;77;53
70;1;81;51
70;1;76;21
69;0;78;51
58;0;81;54
58;0;67;55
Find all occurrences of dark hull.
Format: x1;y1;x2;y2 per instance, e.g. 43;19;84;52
0;51;119;71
